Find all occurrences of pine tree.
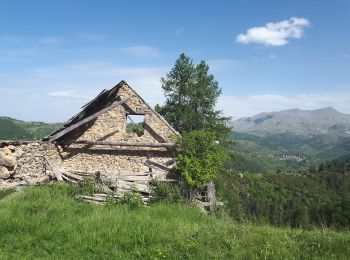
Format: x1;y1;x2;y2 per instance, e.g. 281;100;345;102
156;53;230;137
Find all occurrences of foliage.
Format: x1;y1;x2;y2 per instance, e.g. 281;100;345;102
0;116;61;140
319;154;350;174
175;130;228;189
217;169;350;229
72;176;101;196
0;184;349;259
149;181;187;203
120;189;144;209
126;122;144;137
231;130;350;163
156;53;230;137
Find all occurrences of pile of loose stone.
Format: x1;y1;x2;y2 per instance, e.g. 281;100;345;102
0;143;50;189
0;146;17;180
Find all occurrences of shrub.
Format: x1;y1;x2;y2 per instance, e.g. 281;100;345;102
149;181;186;203
72;176;100;196
175;129;228;189
120;189;144;209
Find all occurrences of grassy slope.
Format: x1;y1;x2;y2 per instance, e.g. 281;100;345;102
0;184;349;259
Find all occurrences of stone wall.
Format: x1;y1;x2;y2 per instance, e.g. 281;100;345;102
74;83;175;143
0;83;177;187
58;83;176;174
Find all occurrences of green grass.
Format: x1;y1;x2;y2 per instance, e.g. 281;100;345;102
0;188;16;200
0;184;349;259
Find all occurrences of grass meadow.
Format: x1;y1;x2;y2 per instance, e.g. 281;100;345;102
0;184;349;259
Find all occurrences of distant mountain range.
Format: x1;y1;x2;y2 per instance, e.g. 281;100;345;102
230;107;350;163
1;107;350;166
231;107;350;137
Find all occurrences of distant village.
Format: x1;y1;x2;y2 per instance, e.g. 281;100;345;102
267;154;307;162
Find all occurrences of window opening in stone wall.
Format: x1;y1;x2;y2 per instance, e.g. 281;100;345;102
126;114;145;136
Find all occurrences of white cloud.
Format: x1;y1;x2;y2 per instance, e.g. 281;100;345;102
236;17;310;46
218;93;350;119
118;46;162;58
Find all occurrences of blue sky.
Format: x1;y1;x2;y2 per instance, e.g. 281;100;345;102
0;0;349;122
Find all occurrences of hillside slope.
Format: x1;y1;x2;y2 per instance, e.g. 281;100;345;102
0;117;61;140
231;107;350;137
230;108;350;163
0;184;349;259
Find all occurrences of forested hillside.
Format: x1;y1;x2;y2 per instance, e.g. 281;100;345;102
217;167;350;229
0;117;61;140
228;108;350;174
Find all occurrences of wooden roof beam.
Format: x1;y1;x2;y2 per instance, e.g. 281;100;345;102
49;96;132;142
64;140;175;148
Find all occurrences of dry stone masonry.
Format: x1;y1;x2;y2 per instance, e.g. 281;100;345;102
0;81;178;197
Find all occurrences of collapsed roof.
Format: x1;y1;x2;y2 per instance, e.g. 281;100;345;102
44;80;178;142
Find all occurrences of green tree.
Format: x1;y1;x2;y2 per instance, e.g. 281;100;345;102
309;163;317;174
157;54;232;197
156;53;230;137
175;130;228;192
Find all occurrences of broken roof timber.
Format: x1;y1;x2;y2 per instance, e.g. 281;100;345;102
65;140;175;148
121;81;179;135
49;96;132;142
44;80;179;142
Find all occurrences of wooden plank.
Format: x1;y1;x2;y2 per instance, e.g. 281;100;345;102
118;172;152;176
117;175;151;182
117;181;150;193
81;89;106;109
44;156;63;181
0;140;40;146
153;178;177;182
145;160;172;171
49;97;132;141
80;193;150;203
61;171;84;181
61;174;77;184
67;170;95;176
77;195;106;202
70;170;153;176
66;140;175;148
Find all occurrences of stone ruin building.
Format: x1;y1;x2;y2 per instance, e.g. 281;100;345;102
0;81;179;202
0;80;219;208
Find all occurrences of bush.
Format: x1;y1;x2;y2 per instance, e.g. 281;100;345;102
175;129;228;189
149;181;186;203
72;176;101;196
120;189;144;209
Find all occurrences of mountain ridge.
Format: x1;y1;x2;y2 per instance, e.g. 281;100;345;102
0;116;61;141
231;107;350;137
